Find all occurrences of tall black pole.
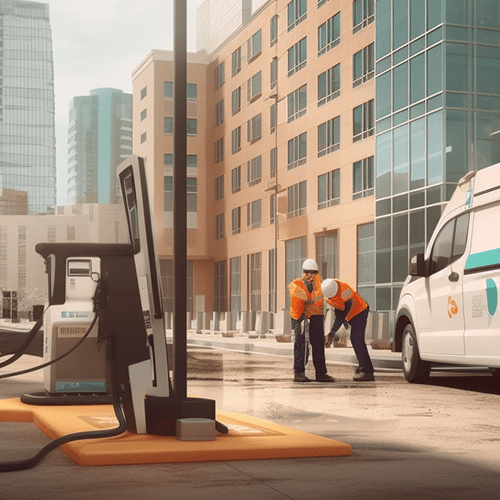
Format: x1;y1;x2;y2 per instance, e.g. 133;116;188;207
173;0;187;401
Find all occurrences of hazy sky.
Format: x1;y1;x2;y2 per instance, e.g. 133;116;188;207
44;0;203;204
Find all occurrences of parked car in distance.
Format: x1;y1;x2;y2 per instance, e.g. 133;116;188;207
394;162;500;383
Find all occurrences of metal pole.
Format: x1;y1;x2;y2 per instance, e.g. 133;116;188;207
173;0;187;401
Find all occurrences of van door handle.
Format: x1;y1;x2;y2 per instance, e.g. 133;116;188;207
448;271;460;282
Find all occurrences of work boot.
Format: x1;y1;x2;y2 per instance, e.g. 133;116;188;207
316;373;335;382
294;372;311;382
353;368;374;382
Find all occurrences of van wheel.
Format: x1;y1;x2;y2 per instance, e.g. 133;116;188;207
402;324;430;383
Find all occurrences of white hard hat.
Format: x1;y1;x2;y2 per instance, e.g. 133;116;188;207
302;259;318;272
321;278;338;298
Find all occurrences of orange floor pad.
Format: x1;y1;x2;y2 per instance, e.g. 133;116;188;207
0;398;351;466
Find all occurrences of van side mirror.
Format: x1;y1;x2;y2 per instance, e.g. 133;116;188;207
409;253;426;277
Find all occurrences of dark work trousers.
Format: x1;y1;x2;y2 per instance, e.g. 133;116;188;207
293;314;328;376
349;308;374;373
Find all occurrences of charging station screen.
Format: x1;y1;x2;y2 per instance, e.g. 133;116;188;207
123;172;140;253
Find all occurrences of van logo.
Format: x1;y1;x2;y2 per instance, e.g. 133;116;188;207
448;297;459;318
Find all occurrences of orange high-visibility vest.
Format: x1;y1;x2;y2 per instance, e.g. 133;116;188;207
324;279;367;322
288;274;324;320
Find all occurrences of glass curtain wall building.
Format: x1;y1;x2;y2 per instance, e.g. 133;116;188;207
375;0;500;311
0;0;56;214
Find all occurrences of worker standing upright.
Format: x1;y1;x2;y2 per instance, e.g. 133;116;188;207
288;259;335;383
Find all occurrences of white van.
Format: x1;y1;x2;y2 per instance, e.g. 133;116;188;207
394;162;500;383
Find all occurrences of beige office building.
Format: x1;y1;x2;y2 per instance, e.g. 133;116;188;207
132;0;375;326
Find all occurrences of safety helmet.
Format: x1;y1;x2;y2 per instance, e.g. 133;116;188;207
321;278;338;298
302;259;319;272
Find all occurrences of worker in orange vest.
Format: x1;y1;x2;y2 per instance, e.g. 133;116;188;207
288;259;335;383
321;278;374;381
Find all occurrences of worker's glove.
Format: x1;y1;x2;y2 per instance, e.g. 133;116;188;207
343;321;349;330
291;317;304;336
325;330;340;347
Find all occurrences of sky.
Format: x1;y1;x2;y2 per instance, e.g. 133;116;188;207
44;0;204;205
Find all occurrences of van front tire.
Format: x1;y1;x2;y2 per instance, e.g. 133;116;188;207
402;323;431;383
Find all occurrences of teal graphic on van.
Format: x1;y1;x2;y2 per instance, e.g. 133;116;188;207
486;279;498;319
465;248;500;272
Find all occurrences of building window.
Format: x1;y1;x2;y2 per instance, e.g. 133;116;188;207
247;71;262;102
232;207;241;235
187;83;197;100
48;226;56;242
230;257;242;321
287;0;307;31
215;99;224;126
232;126;241;153
164;117;173;134
248;29;262;61
164;81;173;97
285;237;306;310
269;248;276;312
164;154;173;165
353;0;374;34
353;100;374;142
318;169;341;209
140;132;147;143
232;47;241;76
232;86;241;115
248;252;262;313
187;178;197;213
231;166;241;193
140;86;147;99
288;37;307;77
187;118;197;136
357;222;375;309
18;268;26;289
270;147;277;178
247;156;262;186
288;132;307;169
270;193;276;224
318;63;340;106
318;116;340;157
353;156;374;199
353;43;374;87
288;181;307;218
214;137;224;164
247;199;262;229
214;61;225;89
215;213;225;240
214;260;227;312
214;175;224;201
270;57;278;89
247;113;262;142
270;103;277;133
18;244;26;265
165;177;197;214
316;233;338;279
287;84;307;123
270;15;278;46
187;155;197;169
140;109;147;121
67;226;76;241
318;12;340;56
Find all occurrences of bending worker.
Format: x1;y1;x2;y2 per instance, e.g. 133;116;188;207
288;259;335;383
321;278;375;382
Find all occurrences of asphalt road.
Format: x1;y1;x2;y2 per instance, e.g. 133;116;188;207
0;346;499;499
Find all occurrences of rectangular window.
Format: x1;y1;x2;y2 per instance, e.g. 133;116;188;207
140;109;147;121
214;61;225;89
214;99;224;126
48;226;56;242
213;260;227;312
287;84;307;122
247;252;262;313
231;166;241;193
164;81;173;97
288;181;307;218
18;244;26;265
247;199;262;229
214;175;224;201
247;113;262;142
288;132;307;169
215;213;225;240
247;71;262;102
270;193;277;224
318;63;340;106
318;169;341;210
187;83;197;100
353;0;374;33
288;37;307;77
247;156;262;186
318;12;341;56
270;103;277;133
18;227;26;241
248;29;262;61
232;207;241;235
187;178;197;213
269;248;276;312
270;147;277;178
270;58;278;90
141;86;147;99
232;126;241;153
165;177;197;213
353;156;374;199
67;226;75;241
187;155;197;168
353;100;374;142
187;118;197;136
316;233;338;279
232;47;242;76
230;257;241;321
214;137;224;164
164;117;173;134
353;43;374;87
270;15;278;46
140;132;147;144
357;222;375;308
318;116;340;157
164;154;173;165
232;86;241;115
287;0;307;31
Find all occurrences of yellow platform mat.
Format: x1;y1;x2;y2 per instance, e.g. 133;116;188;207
0;398;351;466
